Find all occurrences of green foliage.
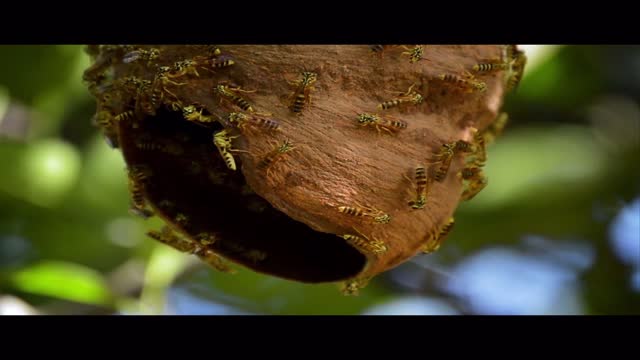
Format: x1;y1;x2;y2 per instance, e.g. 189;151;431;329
8;260;114;306
516;46;603;110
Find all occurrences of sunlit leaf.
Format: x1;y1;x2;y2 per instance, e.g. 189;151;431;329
79;134;129;213
8;260;114;306
0;86;9;119
0;45;89;138
518;45;564;78
468;125;606;209
0;46;78;104
21;139;81;207
517;46;602;109
139;245;192;314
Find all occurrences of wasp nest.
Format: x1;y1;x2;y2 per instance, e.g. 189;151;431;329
84;45;525;294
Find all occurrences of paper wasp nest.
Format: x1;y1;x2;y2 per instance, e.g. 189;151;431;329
84;45;525;293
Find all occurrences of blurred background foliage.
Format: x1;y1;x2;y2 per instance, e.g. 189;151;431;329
0;45;638;315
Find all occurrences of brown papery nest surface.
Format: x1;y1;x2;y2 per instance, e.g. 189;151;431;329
84;45;524;294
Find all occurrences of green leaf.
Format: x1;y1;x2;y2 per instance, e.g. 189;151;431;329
0;45;82;105
138;245;193;314
516;46;602;109
0;45;90;138
466;125;606;210
8;260;114;306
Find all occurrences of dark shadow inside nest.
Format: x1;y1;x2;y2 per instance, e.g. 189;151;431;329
118;106;366;283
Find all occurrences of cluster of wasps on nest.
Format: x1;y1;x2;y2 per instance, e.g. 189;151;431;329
341;45;523;295
84;44;524;296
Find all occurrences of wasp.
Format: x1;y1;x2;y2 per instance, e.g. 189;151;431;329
437;72;487;93
340;277;372;296
213;129;240;151
94;81;124;111
406;165;433;209
147;227;235;274
422;217;455;254
219;150;237;171
129;207;154;219
113;110;136;123
377;83;425;111
432;142;456;182
152;66;185;100
134;134;164;152
147;226;195;253
506;67;524;92
460;167;488;201
356;113;408;134
137;96;159;117
228;112;280;132
175;213;190;228
195;232;218;246
197;249;237;274
369;45;400;59
213;129;246;171
182;105;216;123
459;166;482;180
93;110;114;128
92;111;121;148
135;137;183;156
128;165;151;183
129;79;160;116
98;89;118;109
337;205;391;224
215;84;256;112
257;139;295;174
503;45;517;62
116;76;146;95
374;213;392;224
484;112;509;145
168;59;200;78
337;206;367;217
158;199;175;209
370;45;386;59
208;46;222;57
454;139;475;154
502;45;527;91
472;62;508;73
83;62;109;88
506;50;527;92
191;54;236;75
122;48;160;65
431;139;473;182
205;54;236;70
288;71;317;114
340;229;387;255
401;45;424;63
369;45;385;53
244;249;268;263
211;54;235;68
127;165;153;217
468;128;487;166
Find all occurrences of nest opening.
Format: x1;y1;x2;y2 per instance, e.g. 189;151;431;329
119;107;367;283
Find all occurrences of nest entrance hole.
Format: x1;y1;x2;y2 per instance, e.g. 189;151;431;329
118;107;367;283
